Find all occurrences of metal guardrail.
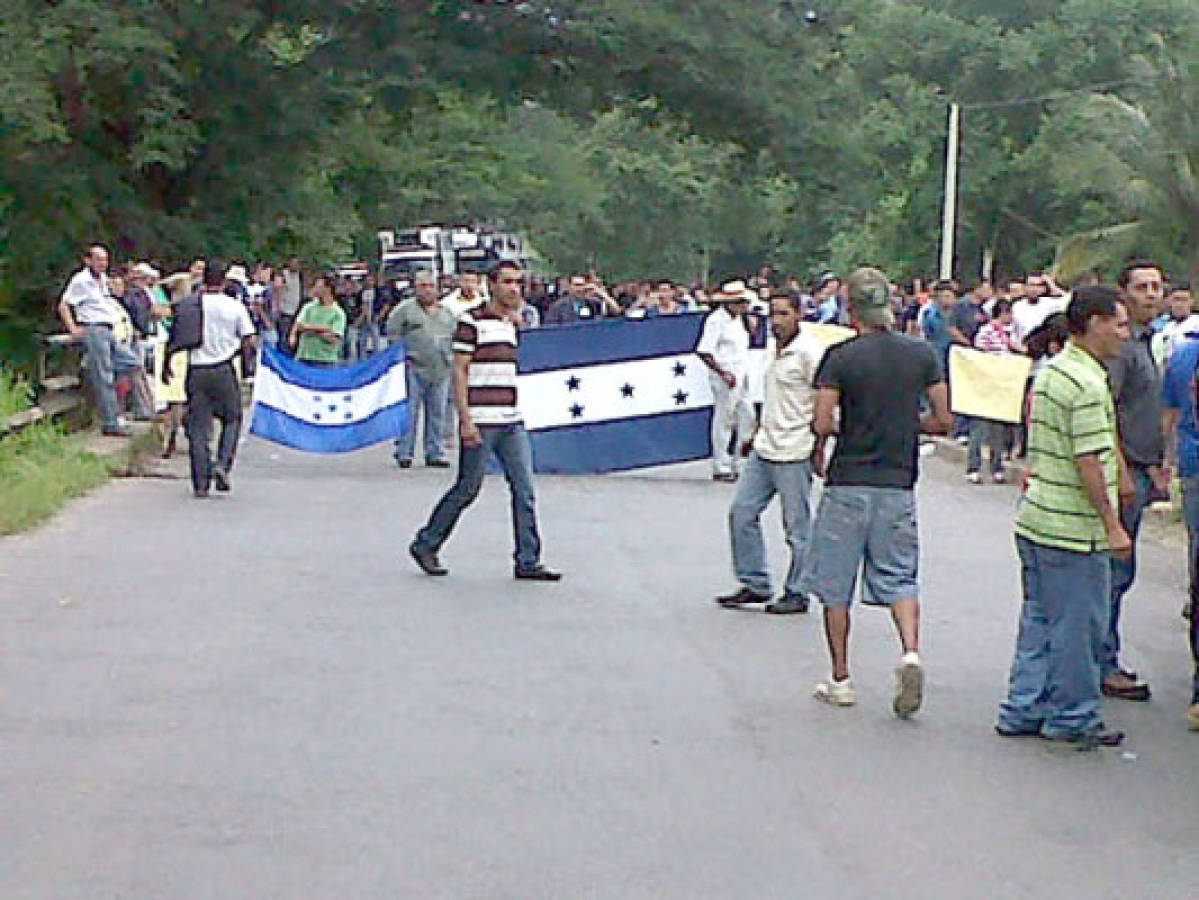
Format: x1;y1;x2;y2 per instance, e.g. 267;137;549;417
0;333;88;438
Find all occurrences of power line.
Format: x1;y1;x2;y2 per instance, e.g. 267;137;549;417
959;76;1156;110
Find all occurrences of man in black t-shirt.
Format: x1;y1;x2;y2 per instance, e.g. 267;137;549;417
803;267;953;718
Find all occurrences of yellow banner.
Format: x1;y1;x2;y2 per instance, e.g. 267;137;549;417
948;346;1031;424
802;323;856;353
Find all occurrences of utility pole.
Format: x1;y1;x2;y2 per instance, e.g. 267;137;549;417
939;102;960;281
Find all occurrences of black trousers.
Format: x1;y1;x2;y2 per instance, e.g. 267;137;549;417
185;360;242;491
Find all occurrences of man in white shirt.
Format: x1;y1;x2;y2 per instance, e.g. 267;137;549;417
717;291;823;614
57;244;150;436
1011;270;1067;347
172;260;257;498
697;279;754;481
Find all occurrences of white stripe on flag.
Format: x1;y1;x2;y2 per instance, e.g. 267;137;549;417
253;362;407;427
519;354;715;431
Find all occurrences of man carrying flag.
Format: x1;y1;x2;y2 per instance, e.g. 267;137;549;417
409;262;561;582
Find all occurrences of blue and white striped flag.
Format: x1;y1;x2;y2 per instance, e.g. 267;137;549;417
519;315;716;474
250;344;410;453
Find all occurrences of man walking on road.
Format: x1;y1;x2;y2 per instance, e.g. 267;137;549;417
716;292;823;614
1101;261;1167;702
996;286;1131;749
803;267;952;717
1159;332;1199;729
167;260;257;498
409;261;560;581
697;280;754;482
388;270;455;469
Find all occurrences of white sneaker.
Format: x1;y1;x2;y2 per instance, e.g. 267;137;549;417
992;471;1006;484
894;652;924;719
955;435;968;445
813;678;857;707
966;471;981;484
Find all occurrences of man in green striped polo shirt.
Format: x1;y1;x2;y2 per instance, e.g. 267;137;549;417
996;285;1132;749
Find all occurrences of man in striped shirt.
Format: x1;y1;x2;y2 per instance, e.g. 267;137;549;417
409;261;561;581
996;285;1131;749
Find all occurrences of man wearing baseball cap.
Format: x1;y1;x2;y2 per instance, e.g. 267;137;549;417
802;267;953;717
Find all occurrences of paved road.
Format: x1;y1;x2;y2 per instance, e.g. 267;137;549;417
2;439;1196;899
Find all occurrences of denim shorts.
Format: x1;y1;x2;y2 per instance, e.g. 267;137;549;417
802;486;919;608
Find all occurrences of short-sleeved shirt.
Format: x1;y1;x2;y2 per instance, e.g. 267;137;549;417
815;331;943;489
1012;296;1066;345
453;303;521;426
950;300;988;345
753;330;823;462
1162;335;1199;478
295;300;346;364
1105;323;1163;467
387;297;456;380
696;307;750;375
61;268;120;326
191;292;256;366
919;303;953;364
1015;342;1119;552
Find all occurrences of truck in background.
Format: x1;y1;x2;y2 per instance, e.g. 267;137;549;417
376;225;528;291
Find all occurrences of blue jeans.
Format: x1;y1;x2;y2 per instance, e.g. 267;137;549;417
394;368;450;464
1101;464;1152;677
413;423;542;571
998;536;1110;738
83;324;147;429
801;486;919;608
1180;476;1199;701
729;451;812;597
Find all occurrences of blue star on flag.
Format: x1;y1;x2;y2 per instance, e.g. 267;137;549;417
569;403;585;418
621;383;635;398
566;375;581;391
672;361;687;377
673;389;688;406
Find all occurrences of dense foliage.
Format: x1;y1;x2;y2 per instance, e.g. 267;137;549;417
4;0;1199;359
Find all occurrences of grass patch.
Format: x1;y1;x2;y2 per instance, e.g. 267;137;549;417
0;423;110;535
0;366;33;427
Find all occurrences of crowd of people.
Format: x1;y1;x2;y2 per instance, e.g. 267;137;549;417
57;245;1199;743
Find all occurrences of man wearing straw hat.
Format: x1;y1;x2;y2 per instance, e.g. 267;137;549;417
696;279;755;482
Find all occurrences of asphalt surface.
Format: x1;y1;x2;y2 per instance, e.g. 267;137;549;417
2;438;1197;899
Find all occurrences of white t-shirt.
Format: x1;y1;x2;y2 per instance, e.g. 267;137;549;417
1012;296;1067;345
191;292;256;366
61;268;120;326
696;307;750;375
1154;314;1199;366
754;330;823;462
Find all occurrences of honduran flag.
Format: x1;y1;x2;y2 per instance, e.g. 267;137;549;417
250;343;410;453
518;314;716;474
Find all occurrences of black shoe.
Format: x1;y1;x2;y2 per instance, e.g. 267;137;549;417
514;565;562;581
409;543;447;576
712;472;738;483
1101;678;1151;701
212;467;231;493
102;425;133;437
715;586;771;607
765;594;810;615
1043;728;1125;751
397;459;413;469
426;459;451;468
994;724;1042;739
